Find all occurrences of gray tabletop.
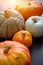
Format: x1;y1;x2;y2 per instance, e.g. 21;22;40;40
30;37;43;65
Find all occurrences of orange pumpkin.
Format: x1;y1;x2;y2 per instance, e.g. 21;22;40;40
12;30;32;48
42;3;43;13
15;1;43;20
0;40;31;65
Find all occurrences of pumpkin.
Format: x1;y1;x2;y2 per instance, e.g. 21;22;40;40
42;3;43;13
0;40;31;65
0;9;25;38
12;30;32;48
25;16;43;37
15;1;43;20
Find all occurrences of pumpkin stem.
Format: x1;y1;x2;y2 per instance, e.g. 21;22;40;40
4;46;11;54
4;9;11;18
28;3;31;5
22;33;25;39
32;18;37;23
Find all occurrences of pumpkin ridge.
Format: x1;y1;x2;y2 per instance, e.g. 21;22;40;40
7;18;18;38
0;13;5;27
17;16;25;29
16;14;25;22
1;21;8;38
13;17;20;31
17;16;25;24
13;17;23;31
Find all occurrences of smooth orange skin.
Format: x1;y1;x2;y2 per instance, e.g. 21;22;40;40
15;1;43;20
12;30;32;48
0;41;31;65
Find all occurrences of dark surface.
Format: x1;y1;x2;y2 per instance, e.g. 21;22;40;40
30;37;43;65
0;37;12;42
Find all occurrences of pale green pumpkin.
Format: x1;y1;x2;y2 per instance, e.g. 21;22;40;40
25;16;43;37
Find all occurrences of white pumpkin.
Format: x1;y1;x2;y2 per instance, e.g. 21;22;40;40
25;16;43;37
0;9;25;38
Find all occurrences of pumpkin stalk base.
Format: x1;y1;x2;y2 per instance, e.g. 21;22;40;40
4;46;11;54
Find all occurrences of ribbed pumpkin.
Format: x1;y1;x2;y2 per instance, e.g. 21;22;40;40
0;9;25;38
15;1;43;20
0;41;31;65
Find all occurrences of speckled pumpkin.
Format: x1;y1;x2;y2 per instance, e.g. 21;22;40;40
0;41;31;65
0;9;25;38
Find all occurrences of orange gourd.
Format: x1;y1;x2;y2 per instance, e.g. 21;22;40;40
12;30;32;48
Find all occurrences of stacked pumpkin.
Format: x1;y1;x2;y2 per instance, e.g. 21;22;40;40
15;1;43;20
0;1;43;65
0;40;31;65
0;9;25;38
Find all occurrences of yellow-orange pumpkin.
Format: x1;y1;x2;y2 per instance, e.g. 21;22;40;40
0;40;31;65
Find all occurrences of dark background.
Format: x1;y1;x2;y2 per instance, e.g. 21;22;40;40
30;37;43;65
